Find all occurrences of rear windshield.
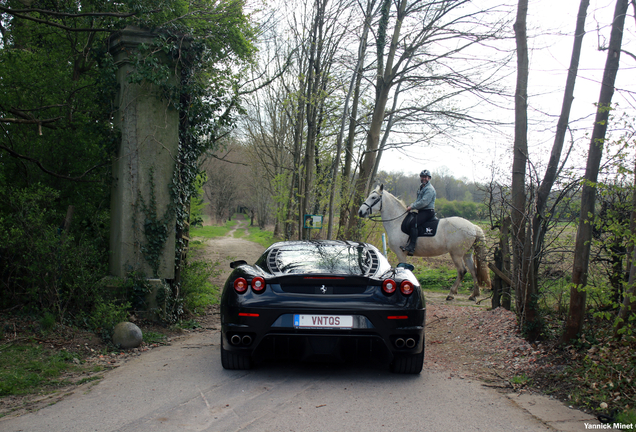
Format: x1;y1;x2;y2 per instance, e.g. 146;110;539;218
267;243;378;275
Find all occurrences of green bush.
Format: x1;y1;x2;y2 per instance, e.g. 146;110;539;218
0;186;108;323
78;301;131;340
435;198;483;219
39;312;57;333
180;260;221;315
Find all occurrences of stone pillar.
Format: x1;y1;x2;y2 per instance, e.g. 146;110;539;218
108;27;178;279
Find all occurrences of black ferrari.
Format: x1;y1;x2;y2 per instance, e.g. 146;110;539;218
219;240;426;374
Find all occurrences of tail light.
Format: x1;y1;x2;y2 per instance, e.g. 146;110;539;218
400;280;414;295
233;277;248;293
382;279;396;294
251;277;266;293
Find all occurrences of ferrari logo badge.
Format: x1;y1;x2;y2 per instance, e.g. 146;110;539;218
320;285;327;294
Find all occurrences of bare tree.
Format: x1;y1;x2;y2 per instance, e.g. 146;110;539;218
328;0;378;239
242;84;295;236
345;0;510;238
201;145;249;223
273;0;355;240
510;0;535;337
299;0;353;239
561;0;630;344
531;0;590;262
503;0;594;341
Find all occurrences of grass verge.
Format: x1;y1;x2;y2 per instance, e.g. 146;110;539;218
190;224;233;238
190;216;276;249
412;263;476;293
244;225;276;248
0;343;83;397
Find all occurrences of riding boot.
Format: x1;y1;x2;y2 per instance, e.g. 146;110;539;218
400;226;418;256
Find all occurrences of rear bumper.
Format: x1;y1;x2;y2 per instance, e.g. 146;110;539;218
221;307;425;363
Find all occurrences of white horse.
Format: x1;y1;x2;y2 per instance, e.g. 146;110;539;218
358;185;491;301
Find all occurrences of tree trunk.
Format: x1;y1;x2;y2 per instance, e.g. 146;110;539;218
614;157;636;338
493;248;502;309
511;0;531;329
285;77;306;240
329;0;375;240
346;0;406;239
501;216;512;310
369;59;411;192
301;0;322;240
561;0;629;344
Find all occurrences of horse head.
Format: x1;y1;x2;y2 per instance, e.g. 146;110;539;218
358;184;384;218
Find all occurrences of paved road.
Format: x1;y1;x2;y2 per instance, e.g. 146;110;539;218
1;232;602;431
1;329;560;432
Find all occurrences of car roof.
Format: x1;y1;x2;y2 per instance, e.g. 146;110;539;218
260;240;386;276
265;240;379;252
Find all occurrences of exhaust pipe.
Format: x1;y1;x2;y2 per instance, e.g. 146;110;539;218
230;334;241;345
395;338;405;348
405;338;416;349
242;335;252;346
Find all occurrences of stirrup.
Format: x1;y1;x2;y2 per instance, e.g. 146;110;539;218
400;245;414;256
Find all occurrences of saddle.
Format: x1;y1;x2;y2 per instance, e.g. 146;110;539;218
401;212;439;237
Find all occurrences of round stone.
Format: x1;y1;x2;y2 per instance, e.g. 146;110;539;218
112;322;143;349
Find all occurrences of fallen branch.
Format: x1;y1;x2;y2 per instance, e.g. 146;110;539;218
426;315;448;327
476;294;493;305
488;263;512;286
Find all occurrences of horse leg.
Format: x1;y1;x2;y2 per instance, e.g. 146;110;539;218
392;242;409;264
464;253;480;301
446;253;467;301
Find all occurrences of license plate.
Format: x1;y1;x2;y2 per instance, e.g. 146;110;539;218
294;314;353;329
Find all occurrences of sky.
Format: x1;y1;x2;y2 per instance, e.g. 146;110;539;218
379;0;636;183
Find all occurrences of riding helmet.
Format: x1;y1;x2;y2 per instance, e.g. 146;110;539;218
420;169;431;178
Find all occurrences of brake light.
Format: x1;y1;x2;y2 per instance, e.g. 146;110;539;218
234;277;248;293
251;277;266;293
382;279;396;294
400;280;414;295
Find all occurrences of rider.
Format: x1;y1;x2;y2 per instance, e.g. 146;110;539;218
400;169;436;256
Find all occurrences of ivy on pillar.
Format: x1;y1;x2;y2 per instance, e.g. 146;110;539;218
108;26;179;280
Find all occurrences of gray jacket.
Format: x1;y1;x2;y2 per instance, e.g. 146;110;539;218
410;182;436;210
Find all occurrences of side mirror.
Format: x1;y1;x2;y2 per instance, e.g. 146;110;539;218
230;260;247;269
396;262;414;271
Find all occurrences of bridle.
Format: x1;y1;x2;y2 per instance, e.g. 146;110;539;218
360;192;383;215
362;191;409;222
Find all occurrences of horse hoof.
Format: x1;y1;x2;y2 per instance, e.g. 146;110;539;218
446;296;454;301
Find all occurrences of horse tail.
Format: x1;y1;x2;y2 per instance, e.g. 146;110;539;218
473;226;492;290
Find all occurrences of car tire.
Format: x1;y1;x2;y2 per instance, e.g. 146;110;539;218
390;349;424;374
221;336;253;370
